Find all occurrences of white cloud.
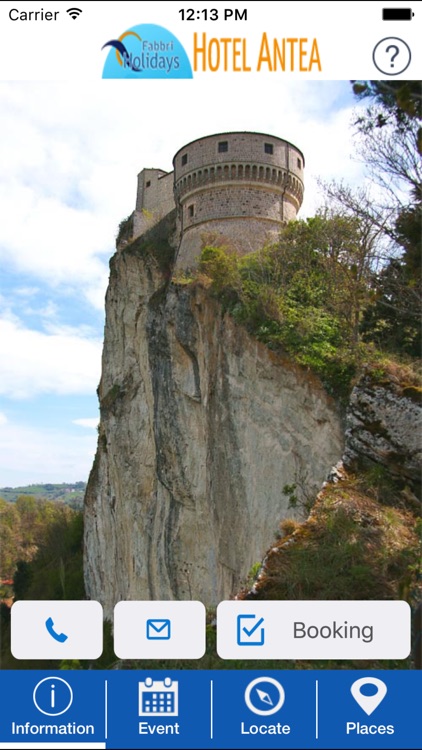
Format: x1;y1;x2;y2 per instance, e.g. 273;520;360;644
0;187;111;286
15;287;40;297
0;81;367;309
0;315;102;399
0;421;97;486
73;418;99;429
0;413;8;426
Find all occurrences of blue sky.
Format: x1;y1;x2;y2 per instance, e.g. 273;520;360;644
0;80;366;486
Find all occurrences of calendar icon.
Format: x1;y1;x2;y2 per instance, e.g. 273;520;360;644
139;677;179;717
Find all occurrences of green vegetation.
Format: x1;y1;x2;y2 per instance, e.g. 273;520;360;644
0;497;85;670
123;208;177;275
188;215;378;399
0;482;86;506
116;212;134;246
253;474;420;603
0;495;84;580
233;469;421;669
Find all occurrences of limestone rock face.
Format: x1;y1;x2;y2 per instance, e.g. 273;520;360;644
344;374;422;487
84;222;344;619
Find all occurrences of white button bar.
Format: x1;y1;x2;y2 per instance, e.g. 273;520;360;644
217;600;411;659
11;601;103;660
114;601;206;659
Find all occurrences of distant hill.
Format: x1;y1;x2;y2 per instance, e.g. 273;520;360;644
0;482;86;507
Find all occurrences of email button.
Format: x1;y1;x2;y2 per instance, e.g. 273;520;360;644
146;618;171;640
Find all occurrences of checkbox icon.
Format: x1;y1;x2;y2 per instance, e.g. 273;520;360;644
237;614;265;646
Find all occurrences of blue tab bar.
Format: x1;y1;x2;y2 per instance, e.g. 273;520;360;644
0;670;420;749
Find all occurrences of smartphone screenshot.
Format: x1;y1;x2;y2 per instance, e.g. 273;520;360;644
0;2;420;748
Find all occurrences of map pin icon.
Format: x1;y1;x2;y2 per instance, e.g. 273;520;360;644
351;677;387;715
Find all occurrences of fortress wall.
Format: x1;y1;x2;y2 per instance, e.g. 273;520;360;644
133;169;176;240
177;217;284;269
136;168;175;215
182;185;300;230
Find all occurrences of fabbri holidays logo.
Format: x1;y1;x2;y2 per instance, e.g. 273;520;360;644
101;24;193;78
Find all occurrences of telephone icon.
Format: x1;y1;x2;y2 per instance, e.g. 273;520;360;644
45;616;68;643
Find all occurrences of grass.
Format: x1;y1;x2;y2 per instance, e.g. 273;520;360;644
247;476;420;602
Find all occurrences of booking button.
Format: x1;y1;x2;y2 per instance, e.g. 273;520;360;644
217;601;410;659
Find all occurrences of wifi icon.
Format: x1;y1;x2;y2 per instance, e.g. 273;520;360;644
66;7;83;20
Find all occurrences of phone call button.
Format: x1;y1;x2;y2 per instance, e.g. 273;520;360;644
11;600;103;660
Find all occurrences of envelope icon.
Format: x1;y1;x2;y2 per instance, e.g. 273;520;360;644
146;618;171;640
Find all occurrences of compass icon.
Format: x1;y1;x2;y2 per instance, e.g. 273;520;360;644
244;677;285;716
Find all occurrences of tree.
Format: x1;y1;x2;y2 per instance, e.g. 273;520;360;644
348;81;422;355
0;500;20;578
351;80;421;203
360;258;421;356
351;81;422;154
319;82;421;358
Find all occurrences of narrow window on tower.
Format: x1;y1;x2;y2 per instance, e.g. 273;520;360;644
297;158;302;169
182;153;188;166
188;205;194;218
264;143;273;155
145;181;151;188
218;141;228;153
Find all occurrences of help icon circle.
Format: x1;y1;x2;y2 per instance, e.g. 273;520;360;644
348;677;392;737
373;37;411;75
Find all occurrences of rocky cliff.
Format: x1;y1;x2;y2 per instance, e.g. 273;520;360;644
84;218;344;619
344;371;421;489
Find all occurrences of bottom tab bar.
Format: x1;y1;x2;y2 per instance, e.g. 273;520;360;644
0;670;420;749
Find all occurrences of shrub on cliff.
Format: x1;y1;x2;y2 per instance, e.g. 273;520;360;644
197;216;375;397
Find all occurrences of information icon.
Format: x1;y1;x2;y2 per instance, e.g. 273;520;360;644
33;676;73;716
244;677;285;716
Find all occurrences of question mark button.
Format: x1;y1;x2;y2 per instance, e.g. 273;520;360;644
373;37;411;75
386;44;400;67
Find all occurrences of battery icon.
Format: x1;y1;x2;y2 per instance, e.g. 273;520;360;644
382;8;414;20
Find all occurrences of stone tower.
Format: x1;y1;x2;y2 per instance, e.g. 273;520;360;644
132;131;304;268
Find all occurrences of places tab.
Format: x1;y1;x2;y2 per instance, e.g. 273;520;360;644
317;670;421;749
